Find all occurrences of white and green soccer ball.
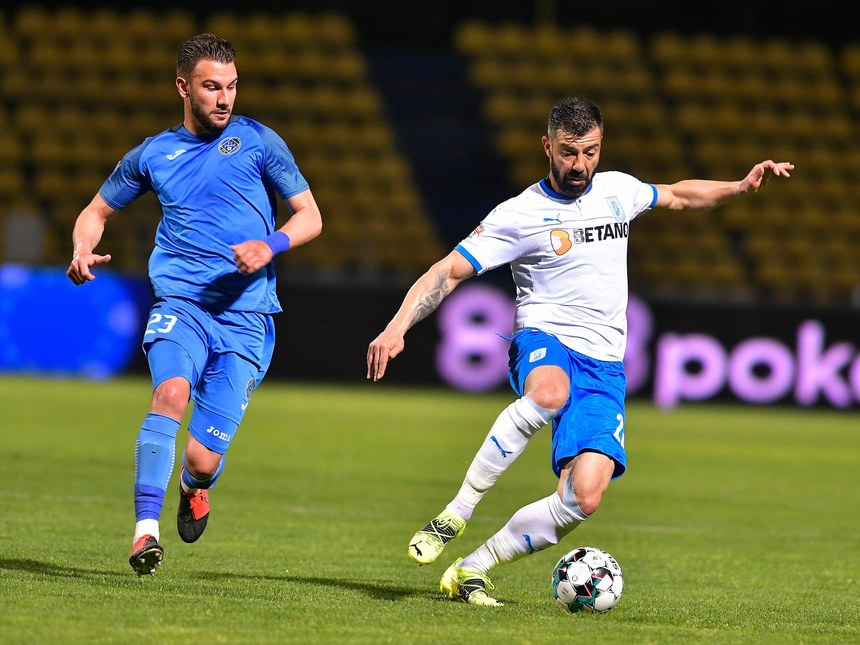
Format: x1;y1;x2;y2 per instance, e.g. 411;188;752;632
552;546;624;613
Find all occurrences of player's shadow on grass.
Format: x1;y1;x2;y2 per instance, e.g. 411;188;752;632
0;558;505;605
192;570;447;603
0;557;125;579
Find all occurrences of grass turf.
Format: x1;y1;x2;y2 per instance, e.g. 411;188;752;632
0;376;857;643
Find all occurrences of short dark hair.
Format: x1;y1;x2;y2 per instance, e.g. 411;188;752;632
177;33;236;79
548;97;603;138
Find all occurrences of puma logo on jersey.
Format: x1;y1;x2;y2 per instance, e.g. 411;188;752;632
166;149;187;160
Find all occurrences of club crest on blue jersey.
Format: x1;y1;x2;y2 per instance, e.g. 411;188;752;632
218;137;242;155
606;197;625;222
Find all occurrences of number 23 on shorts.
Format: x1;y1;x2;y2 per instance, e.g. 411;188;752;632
145;313;178;337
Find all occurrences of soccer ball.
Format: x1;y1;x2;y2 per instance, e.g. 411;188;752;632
552;546;623;613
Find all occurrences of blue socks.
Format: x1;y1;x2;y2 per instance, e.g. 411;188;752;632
134;413;180;521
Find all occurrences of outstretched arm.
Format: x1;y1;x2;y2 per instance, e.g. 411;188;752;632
232;188;323;275
654;160;794;211
367;249;476;382
66;193;117;285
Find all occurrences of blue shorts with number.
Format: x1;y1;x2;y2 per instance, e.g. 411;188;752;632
142;296;275;454
508;328;627;479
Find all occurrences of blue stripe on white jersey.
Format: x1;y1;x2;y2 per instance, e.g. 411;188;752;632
99;116;308;314
454;244;483;273
646;183;658;208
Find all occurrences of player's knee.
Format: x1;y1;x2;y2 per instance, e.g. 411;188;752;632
575;489;603;517
529;383;569;411
559;487;601;517
559;470;605;518
184;447;221;479
151;377;190;418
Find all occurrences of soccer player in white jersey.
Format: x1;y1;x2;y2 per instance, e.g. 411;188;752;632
367;96;793;606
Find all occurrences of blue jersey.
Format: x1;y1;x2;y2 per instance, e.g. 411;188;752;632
99;116;309;314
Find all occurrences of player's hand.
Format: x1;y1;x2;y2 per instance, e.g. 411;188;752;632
232;240;274;275
66;252;112;285
367;329;405;382
743;160;794;193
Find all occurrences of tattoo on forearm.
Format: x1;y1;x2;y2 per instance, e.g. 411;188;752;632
410;269;451;326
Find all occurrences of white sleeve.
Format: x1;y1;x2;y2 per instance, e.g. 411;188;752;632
627;176;658;221
455;205;523;274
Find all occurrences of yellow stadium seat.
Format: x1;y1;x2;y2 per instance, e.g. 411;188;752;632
0;169;25;199
159;11;196;43
14;7;52;43
649;32;686;67
206;14;243;42
454;21;494;56
841;43;860;79
531;25;565;60
491;23;531;59
316;13;357;48
279;13;317;48
329;51;367;82
0;34;18;68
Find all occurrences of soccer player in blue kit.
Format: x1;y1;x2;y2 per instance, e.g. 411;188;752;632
367;97;793;605
66;33;322;576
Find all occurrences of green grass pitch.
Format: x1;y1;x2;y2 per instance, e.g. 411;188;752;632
0;376;857;643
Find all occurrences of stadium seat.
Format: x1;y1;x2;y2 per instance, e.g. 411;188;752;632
453;21;494;56
316;12;357;48
13;6;52;44
206;13;244;41
0;28;18;68
0;168;25;201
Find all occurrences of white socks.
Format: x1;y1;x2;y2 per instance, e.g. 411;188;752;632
447;397;556;521
463;492;586;572
133;519;160;543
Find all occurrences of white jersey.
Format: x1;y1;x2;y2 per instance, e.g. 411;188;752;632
456;173;657;361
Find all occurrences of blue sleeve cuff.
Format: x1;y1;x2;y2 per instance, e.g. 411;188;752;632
454;244;483;273
263;231;291;255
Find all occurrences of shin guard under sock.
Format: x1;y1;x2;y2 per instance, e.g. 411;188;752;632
134;413;180;521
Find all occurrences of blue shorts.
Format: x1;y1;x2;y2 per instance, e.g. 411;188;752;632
142;297;275;454
508;328;627;479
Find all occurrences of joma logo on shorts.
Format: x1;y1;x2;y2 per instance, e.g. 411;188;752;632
205;426;232;442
